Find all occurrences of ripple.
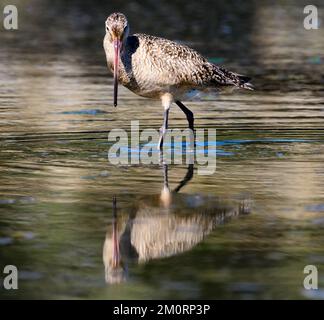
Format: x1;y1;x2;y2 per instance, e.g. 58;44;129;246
19;271;44;281
228;282;264;294
302;289;324;300
306;204;324;212
58;109;107;115
0;237;13;245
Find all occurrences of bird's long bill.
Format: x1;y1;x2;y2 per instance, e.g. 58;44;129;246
113;39;121;107
112;219;120;268
112;196;119;268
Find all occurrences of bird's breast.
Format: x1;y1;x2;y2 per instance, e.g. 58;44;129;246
104;37;184;99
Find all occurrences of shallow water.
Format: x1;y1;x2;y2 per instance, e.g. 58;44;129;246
1;0;324;299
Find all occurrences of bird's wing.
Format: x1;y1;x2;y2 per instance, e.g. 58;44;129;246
134;34;253;90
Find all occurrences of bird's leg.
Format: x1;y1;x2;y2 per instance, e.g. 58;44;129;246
160;162;171;208
175;101;194;131
173;164;194;193
158;104;170;150
163;163;169;191
175;100;195;149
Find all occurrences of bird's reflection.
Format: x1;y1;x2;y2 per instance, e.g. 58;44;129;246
103;164;250;284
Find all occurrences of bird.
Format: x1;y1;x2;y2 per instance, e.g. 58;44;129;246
103;164;251;284
103;12;253;150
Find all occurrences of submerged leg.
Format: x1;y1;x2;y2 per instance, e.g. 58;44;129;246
175;100;194;131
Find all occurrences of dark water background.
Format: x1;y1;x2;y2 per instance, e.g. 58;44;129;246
1;0;324;299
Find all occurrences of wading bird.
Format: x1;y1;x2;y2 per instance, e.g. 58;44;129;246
104;12;253;149
103;165;251;284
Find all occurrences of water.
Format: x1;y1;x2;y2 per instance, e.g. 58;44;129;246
1;0;324;299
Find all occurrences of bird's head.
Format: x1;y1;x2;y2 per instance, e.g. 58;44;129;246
105;12;129;43
105;13;129;107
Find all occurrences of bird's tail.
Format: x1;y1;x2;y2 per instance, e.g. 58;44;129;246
237;74;254;90
210;64;254;90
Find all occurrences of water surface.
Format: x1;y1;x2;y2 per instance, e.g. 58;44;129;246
1;0;324;299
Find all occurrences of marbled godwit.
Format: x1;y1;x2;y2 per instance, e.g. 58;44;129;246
104;12;253;149
103;165;251;284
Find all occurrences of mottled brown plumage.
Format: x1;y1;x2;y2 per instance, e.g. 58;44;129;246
103;12;253;149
